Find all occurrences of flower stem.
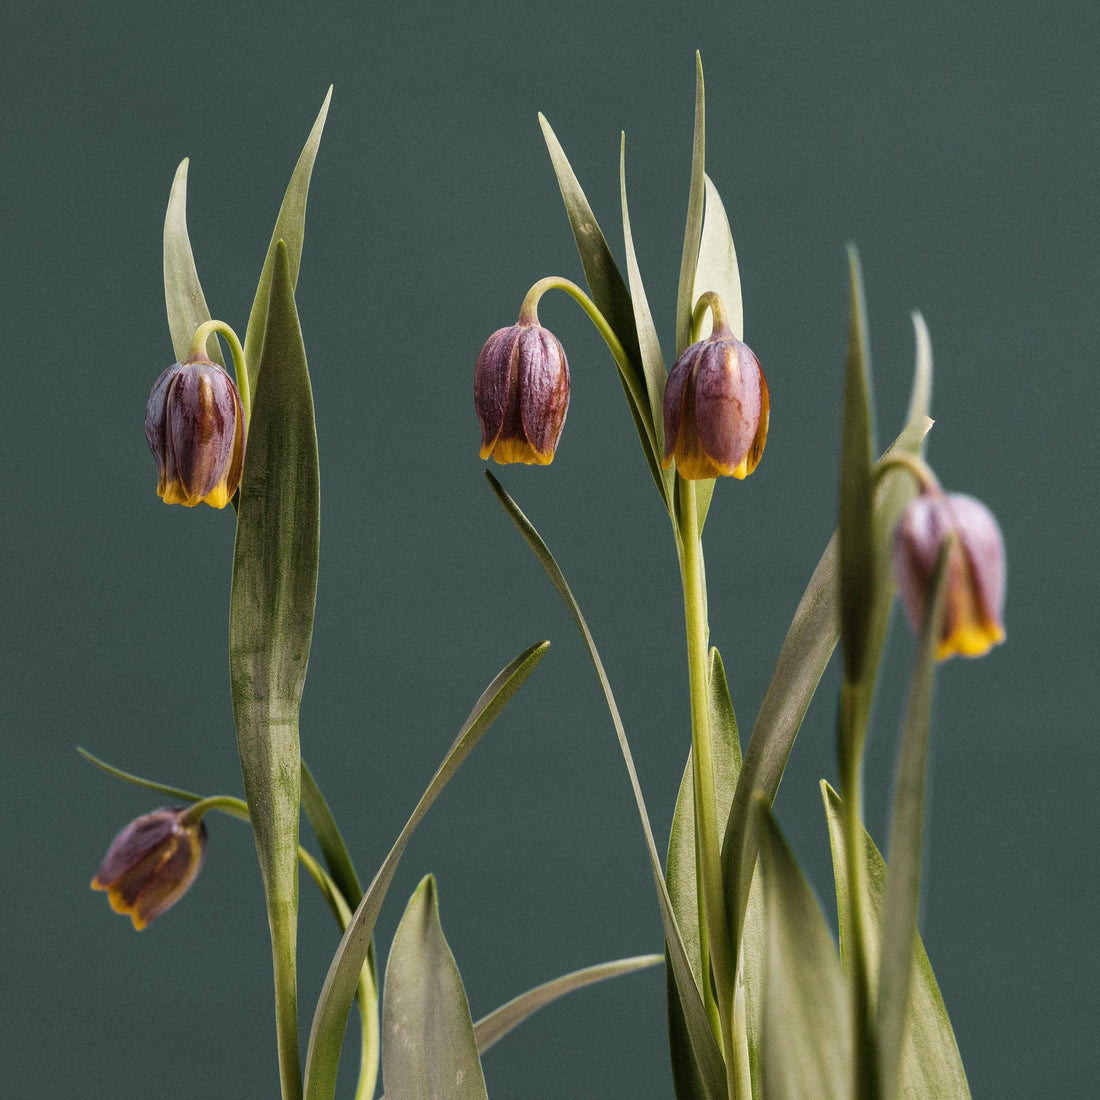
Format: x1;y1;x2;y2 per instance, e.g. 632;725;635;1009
676;478;748;1095
690;290;732;340
186;318;252;424
839;677;881;1100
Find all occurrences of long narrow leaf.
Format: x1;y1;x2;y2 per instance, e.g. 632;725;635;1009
486;472;727;1100
78;747;204;802
230;240;318;1099
243;88;332;400
675;52;706;357
758;801;852;1099
838;245;876;685
381;876;488;1100
877;545;950;1096
301;760;363;907
163;160;222;366
822;783;970;1098
473;954;663;1054
619;136;674;508
303;642;549;1100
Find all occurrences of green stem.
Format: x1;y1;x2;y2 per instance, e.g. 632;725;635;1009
872;451;938;495
186;318;252;424
690;290;733;341
839;678;880;1100
676;479;746;1095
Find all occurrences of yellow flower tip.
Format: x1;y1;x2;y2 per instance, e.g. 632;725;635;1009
474;322;570;467
936;620;1006;662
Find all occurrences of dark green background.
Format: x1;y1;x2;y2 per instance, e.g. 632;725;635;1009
3;1;1096;1095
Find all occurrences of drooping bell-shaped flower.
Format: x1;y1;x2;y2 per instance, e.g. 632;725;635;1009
662;326;769;480
91;807;207;930
893;490;1006;660
475;321;570;465
145;358;245;507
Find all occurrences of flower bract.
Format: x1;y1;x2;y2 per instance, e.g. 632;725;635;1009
893;490;1006;660
145;359;245;507
475;322;570;465
91;807;207;930
662;330;769;480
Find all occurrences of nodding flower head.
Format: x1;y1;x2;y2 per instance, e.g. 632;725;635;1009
662;328;768;480
145;358;245;508
91;807;207;930
893;489;1006;661
475;322;570;465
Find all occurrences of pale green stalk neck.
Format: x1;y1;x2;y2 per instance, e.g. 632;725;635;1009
186;318;252;423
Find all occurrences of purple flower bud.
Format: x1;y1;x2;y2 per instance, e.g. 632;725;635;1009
91;808;207;930
145;359;245;508
893;491;1006;660
475;322;570;465
662;330;769;480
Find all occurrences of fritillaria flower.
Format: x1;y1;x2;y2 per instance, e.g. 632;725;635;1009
475;321;570;465
662;327;769;480
91;808;207;930
145;358;245;507
893;490;1006;660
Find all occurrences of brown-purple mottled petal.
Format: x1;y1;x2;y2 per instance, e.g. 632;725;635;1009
475;326;522;457
518;325;569;458
93;810;178;888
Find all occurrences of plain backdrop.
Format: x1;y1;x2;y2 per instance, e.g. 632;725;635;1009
2;1;1096;1096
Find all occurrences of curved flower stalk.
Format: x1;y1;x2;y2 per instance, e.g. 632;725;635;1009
477;54;999;1099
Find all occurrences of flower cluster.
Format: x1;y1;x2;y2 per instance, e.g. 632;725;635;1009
474;301;768;479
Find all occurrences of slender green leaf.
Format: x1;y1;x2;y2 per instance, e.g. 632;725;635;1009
877;545;950;1097
381;876;488;1100
301;760;363;908
78;747;204;802
619;135;674;509
900;312;933;455
758;801;852;1100
303;642;549;1100
243;88;332;400
676;52;706;357
163;159;222;366
839;245;876;685
229;240;318;1099
487;472;727;1100
822;783;969;1098
473;954;663;1054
